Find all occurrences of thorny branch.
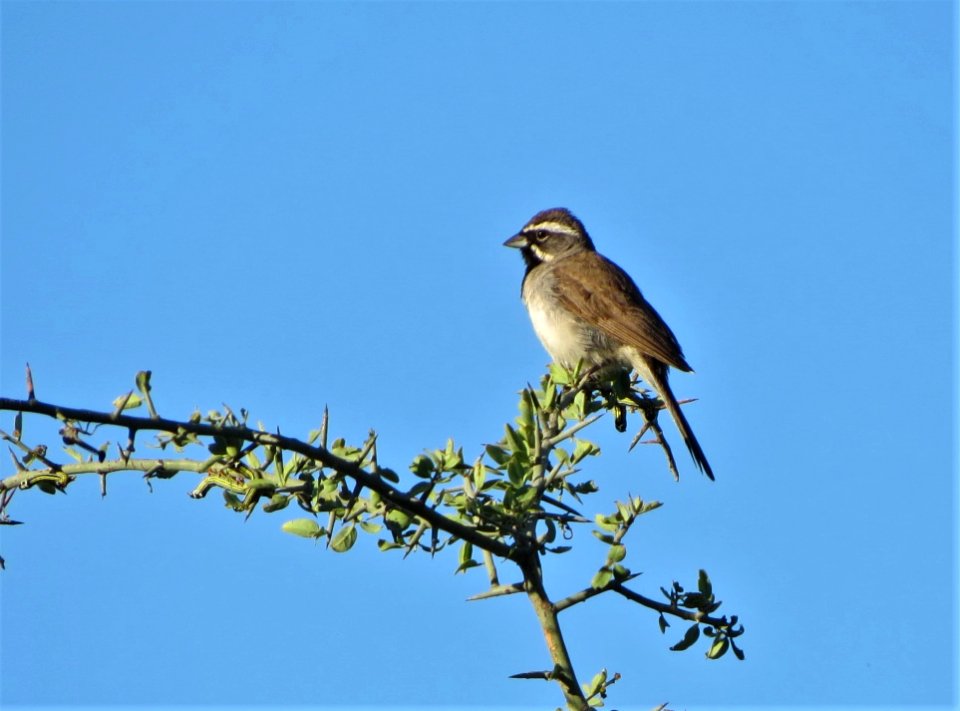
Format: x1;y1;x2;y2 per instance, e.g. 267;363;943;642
0;363;742;710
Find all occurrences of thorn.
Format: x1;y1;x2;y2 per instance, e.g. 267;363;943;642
25;363;35;401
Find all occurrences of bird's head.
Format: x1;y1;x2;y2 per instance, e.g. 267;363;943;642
504;207;595;266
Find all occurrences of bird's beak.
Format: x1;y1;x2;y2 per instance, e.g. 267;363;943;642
503;233;528;249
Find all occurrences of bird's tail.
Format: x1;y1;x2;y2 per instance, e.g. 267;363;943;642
641;362;714;480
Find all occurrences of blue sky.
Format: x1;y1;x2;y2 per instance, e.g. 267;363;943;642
1;2;955;709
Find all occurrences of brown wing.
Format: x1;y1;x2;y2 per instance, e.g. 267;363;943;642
550;251;693;372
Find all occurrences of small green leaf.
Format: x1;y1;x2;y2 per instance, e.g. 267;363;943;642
386;509;412;530
594;513;619;532
607;544;626;563
330;524;357;553
473;460;487;489
358;519;382;534
583;668;606;697
64;447;83;463
658;613;669;634
458;541;473;567
591;531;616;545
707;637;729;659
262;494;290;512
572;439;599;464
485;444;509;465
698;569;713;598
111;393;143;411
506;458;527;486
591;569;614;589
282;518;321;538
410;455;435;478
135;370;152;394
549;362;571;385
504;424;525;453
670;623;700;651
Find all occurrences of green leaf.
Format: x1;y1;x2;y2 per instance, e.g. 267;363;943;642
135;370;152;394
504;424;525;454
358;519;382;534
707;637;729;659
542;518;557;544
641;500;663;514
506;458;527;486
485;444;509;466
410;455;435;478
386;509;412;530
330;524;357;553
583;668;606;697
473;460;487;489
591;530;616;545
607;544;626;563
549;362;571;385
591;568;614;589
698;569;713;598
262;494;290;512
541;383;557;409
658;613;669;634
64;447;83;463
670;623;700;651
594;513;619;532
282;518;321;538
111;393;143;411
458;541;473;567
572;438;599;464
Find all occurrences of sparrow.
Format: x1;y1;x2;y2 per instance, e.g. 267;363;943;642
504;207;713;480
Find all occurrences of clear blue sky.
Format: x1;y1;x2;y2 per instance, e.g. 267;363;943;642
1;2;956;709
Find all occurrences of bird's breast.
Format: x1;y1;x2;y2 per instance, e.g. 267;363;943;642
522;273;619;368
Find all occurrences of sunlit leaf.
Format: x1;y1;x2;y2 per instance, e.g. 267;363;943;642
607;544;626;563
707;637;729;659
282;518;321;538
330;524;357;553
591;568;614;589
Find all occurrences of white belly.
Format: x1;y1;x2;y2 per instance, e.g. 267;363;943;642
524;288;617;367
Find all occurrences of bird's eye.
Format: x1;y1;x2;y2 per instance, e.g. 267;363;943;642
534;230;547;242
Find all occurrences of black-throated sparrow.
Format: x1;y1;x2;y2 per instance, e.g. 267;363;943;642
504;207;713;480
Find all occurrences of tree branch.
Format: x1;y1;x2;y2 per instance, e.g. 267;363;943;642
0;397;514;561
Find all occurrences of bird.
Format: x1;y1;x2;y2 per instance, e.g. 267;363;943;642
504;207;713;480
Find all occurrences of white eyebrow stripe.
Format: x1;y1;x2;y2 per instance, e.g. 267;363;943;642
523;220;579;237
